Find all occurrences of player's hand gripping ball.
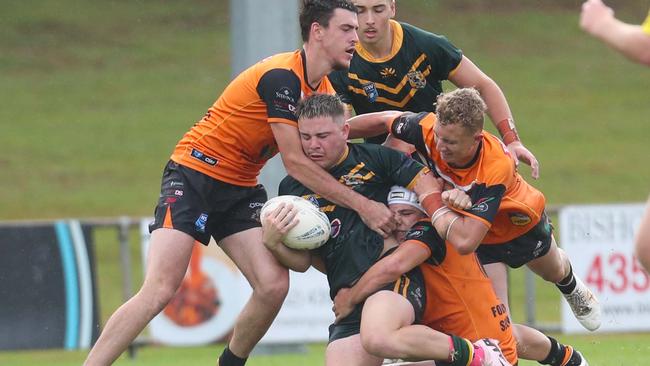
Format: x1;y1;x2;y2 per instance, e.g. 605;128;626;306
261;195;331;250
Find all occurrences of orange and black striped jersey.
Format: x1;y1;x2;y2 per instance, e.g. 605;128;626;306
403;219;517;365
392;112;546;244
170;50;335;186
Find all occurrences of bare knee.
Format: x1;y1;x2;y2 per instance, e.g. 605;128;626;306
138;278;183;314
361;331;390;358
252;268;289;306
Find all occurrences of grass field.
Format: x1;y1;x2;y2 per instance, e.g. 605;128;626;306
1;0;649;365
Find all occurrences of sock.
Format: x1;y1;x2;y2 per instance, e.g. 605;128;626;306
218;346;247;366
437;335;472;366
540;336;575;366
556;265;577;294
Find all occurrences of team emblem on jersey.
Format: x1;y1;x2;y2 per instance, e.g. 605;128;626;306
380;67;396;79
362;82;378;102
509;212;532;226
339;173;366;187
407;70;426;89
330;218;342;239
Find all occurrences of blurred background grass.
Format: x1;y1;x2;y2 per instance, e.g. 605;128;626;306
1;0;649;365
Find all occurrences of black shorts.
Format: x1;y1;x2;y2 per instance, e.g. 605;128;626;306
148;161;268;245
476;211;554;268
328;303;364;343
381;267;426;324
328;267;426;343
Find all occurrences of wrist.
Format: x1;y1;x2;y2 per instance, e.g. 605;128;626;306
496;118;520;145
420;191;443;217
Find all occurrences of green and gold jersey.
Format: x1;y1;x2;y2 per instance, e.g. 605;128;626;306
278;143;427;298
329;20;462;143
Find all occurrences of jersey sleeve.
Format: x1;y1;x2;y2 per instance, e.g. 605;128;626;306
461;183;506;227
257;68;302;125
410;26;463;80
390;112;428;146
327;70;353;106
403;220;446;266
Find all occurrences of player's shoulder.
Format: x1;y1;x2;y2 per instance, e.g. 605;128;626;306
479;133;516;182
279;174;308;196
399;21;449;42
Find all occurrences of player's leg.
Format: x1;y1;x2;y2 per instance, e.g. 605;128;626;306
84;228;195;366
326;334;383;366
483;253;589;365
360;290;449;361
526;236;600;331
217;227;289;365
635;195;650;272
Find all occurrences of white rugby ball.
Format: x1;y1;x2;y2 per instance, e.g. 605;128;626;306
261;195;331;250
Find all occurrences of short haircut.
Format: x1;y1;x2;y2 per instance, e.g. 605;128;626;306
299;0;358;42
435;88;487;134
296;93;345;123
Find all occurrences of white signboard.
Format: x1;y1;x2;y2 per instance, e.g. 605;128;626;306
140;219;333;345
559;203;649;333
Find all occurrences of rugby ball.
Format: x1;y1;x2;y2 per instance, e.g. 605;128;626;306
261;195;331;250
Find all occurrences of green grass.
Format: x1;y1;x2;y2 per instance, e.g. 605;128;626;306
2;0;649;365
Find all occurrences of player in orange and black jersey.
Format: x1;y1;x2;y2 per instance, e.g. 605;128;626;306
328;0;539;180
346;88;594;366
83;3;400;366
333;186;516;366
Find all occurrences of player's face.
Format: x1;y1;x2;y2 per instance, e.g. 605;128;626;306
353;0;395;47
299;115;350;169
433;122;482;168
390;203;426;242
321;8;359;70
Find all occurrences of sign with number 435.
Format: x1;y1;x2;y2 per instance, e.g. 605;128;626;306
559;203;649;333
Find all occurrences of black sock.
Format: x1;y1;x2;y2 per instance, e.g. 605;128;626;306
218;346;247;366
540;336;566;366
556;265;577;294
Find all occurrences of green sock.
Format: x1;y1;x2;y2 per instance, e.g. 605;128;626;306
437;334;472;366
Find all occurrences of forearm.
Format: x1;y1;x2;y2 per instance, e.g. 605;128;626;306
349;262;402;305
283;153;366;210
432;211;485;255
265;240;311;272
347;111;402;139
595;21;650;65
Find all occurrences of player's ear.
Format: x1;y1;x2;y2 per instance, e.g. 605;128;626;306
342;122;351;139
311;21;324;41
389;0;396;18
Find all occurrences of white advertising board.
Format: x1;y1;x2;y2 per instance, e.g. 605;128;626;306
559;203;649;333
140;219;332;346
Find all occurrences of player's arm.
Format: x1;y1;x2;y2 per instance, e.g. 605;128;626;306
347;111;404;139
272;123;395;237
333;242;429;323
261;202;312;272
635;194;650;272
580;1;650;66
448;56;540;179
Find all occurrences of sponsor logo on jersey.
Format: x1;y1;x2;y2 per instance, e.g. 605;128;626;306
407;70;426;89
170;181;184;187
195;213;209;233
509;212;532;226
362;82;378;102
330;218;342;239
470;197;496;213
249;202;264;209
532;240;544;257
190;148;218;166
380;67;396;78
272;87;298;115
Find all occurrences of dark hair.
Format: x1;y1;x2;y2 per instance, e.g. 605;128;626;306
436;88;487;134
296;93;345;123
299;0;357;42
